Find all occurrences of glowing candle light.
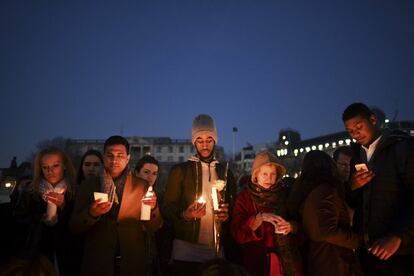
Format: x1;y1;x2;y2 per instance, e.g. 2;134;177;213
197;196;206;204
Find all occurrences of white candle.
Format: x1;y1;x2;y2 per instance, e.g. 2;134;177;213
46;201;57;221
211;187;219;211
141;186;153;221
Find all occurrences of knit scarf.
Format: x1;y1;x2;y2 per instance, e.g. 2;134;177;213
39;178;67;224
248;181;300;276
247;181;280;209
100;168;121;204
39;178;67;202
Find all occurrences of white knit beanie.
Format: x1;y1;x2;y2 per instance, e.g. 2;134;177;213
191;114;218;145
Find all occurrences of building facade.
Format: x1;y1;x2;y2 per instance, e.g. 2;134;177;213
237;120;414;178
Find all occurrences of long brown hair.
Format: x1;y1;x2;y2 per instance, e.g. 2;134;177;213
32;147;76;195
288;150;342;219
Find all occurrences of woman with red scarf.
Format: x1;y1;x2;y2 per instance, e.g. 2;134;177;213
231;151;302;276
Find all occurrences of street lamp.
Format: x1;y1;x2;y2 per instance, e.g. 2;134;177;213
232;127;238;162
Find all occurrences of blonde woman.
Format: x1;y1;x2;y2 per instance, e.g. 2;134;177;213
231;151;302;276
13;147;77;276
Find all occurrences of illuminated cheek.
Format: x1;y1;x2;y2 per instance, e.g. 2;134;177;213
257;175;265;184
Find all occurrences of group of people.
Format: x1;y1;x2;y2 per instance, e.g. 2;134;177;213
0;102;413;276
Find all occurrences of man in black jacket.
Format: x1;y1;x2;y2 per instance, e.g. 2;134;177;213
163;114;238;275
343;103;414;276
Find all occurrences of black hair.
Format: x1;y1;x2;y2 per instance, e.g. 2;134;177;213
135;155;159;174
104;135;129;154
333;146;353;162
342;102;374;122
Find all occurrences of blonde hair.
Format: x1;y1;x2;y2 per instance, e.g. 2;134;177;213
251;163;278;185
32;148;76;194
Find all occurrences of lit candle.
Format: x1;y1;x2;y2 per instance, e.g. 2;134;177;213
141;186;153;221
197;196;206;204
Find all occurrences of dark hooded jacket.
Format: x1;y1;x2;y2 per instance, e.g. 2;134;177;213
162;159;238;261
350;129;414;255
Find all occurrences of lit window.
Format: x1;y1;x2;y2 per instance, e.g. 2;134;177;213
306;147;311;152
284;141;289;145
311;145;316;150
332;142;336;148
385;119;390;123
325;143;329;148
338;140;344;145
318;144;323;150
352;139;356;143
282;135;286;140
345;139;351;145
299;148;304;152
294;173;298;178
277;150;281;156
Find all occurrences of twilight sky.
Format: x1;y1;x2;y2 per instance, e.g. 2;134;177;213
1;0;413;167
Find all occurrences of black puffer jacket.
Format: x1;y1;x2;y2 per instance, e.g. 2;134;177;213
350;129;414;255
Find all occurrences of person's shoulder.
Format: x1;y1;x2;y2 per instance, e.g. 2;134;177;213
171;161;193;171
309;183;337;199
235;188;250;201
130;170;145;182
79;177;100;188
382;129;413;144
77;177;100;195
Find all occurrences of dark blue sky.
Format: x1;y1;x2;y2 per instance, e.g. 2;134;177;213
1;0;413;167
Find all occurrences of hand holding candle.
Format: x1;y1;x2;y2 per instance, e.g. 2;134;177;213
196;196;206;209
141;186;157;221
212;179;226;211
214;203;229;222
182;197;206;220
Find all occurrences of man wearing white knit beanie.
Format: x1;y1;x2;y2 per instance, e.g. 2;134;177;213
163;114;239;275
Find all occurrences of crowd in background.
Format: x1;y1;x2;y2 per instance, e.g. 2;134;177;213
0;102;413;276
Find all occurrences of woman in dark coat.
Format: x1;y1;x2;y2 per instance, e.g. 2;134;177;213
288;150;363;276
13;147;77;276
77;149;103;184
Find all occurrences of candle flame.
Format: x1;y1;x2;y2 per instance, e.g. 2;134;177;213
197;196;206;204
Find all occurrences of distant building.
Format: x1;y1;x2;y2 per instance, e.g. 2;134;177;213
237;120;414;177
67;136;225;164
66;136;225;194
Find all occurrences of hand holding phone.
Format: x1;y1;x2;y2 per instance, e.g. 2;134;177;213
351;163;374;190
